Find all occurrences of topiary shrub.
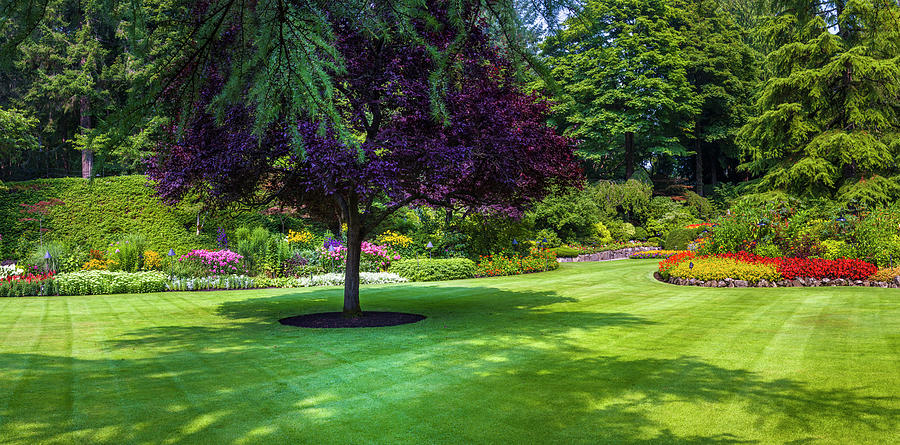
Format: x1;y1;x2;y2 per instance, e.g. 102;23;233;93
389;258;476;282
664;227;702;251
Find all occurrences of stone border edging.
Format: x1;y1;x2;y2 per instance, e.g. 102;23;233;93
557;246;661;263
657;273;900;288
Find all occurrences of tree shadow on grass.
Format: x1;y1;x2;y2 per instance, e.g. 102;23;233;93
0;286;896;443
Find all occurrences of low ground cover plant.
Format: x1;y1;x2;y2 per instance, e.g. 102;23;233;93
299;272;408;287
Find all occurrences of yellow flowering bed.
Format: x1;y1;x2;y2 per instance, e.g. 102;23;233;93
628;250;685;259
668;257;781;282
870;267;900;282
376;230;412;248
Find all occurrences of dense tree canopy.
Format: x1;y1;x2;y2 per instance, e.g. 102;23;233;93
738;0;900;205
148;2;582;315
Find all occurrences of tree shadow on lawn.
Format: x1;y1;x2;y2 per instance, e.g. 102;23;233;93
0;286;895;443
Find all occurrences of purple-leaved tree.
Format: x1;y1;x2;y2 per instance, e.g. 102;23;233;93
148;4;582;316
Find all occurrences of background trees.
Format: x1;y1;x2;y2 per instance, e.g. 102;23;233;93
738;0;900;206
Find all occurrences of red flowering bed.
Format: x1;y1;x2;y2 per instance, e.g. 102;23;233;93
660;250;877;283
716;251;877;281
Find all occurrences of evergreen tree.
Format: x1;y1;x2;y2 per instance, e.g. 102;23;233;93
539;0;697;180
680;0;759;195
739;0;900;206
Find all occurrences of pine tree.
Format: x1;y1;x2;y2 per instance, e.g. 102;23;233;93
739;0;900;206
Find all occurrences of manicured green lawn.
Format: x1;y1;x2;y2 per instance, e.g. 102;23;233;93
0;260;897;444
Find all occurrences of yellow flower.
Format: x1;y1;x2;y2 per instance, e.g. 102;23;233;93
143;250;162;270
286;229;314;244
376;230;412;248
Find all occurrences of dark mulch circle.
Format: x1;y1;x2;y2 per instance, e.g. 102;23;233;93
279;311;426;328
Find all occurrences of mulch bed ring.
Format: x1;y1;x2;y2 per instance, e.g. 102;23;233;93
279;312;426;328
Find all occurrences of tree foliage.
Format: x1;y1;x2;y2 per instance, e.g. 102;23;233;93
739;0;900;206
148;2;582;314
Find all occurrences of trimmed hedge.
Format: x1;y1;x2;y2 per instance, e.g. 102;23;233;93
552;246;581;258
390;258;476;282
0;176;212;260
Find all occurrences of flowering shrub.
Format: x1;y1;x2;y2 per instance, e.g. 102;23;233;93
685;222;716;229
0;271;56;297
869;267;900;282
475;249;559;277
143;250;163;270
56;271;166;295
317;241;400;272
667;257;781;282
166;275;258;291
629;250;685;259
176;249;246;276
0;264;23;279
286;229;315;245
81;258;114;271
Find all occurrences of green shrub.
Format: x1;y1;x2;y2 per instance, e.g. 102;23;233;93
551;246;581;258
390;258;477;282
534;229;563;248
633;227;649;241
56;271;167;296
820;239;854;260
684;191;716;220
755;242;783;258
665;227;702;251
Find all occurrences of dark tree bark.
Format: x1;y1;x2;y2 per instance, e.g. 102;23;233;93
624;131;635;179
694;124;704;196
336;192;365;317
710;146;718;187
79;95;93;179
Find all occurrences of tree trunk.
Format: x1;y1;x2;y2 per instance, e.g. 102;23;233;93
624;131;635;179
343;225;363;317
79;95;93;179
694;125;703;196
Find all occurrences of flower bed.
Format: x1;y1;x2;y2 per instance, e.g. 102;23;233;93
0;271;56;297
476;250;559;277
628;250;685;259
660;250;882;287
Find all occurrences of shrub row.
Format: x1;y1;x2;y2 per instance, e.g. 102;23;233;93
628;250;684;259
55;271;167;295
390;258;476;282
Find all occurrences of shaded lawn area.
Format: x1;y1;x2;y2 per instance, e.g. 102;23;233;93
0;260;897;444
